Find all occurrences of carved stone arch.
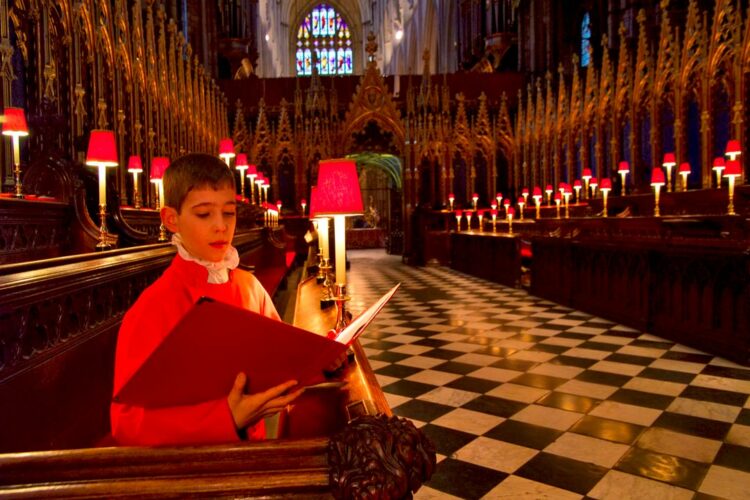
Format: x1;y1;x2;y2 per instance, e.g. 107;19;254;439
286;0;363;75
73;1;95;64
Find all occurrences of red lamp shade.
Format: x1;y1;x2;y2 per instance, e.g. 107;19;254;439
573;180;582;188
651;167;666;186
496;192;503;199
454;209;462;217
517;196;525;204
490;209;498;217
448;193;455;200
235;153;248;169
726;139;741;156
618;161;630;173
150;156;170;180
678;162;691;174
276;199;283;207
590;177;598;187
315;159;363;216
712;157;725;170
522;187;529;195
724;159;741;177
503;199;510;207
554;192;562;202
301;198;307;206
308;187;319;218
491;203;497;209
246;164;258;178
507;207;515;217
545;185;553;193
2;107;29;136
219;138;235;157
662;153;676;167
85;130;118;167
478;209;485;217
463;210;472;217
472;193;479;200
564;184;573;195
582;168;592;179
600;178;612;190
127;155;143;173
533;186;542;197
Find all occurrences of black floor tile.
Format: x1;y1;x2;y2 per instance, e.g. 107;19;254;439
515;452;608;495
714;443;750;473
490;358;537;371
575;370;631;387
605;353;654;366
462;395;527;418
422;348;467;361
374;364;422;379
557;332;594;340
368;351;412;363
571;415;645;444
361;330;397;340
432;361;482;375
485;419;563;449
446;376;502;394
365;340;403;351
609;389;675;410
615;447;708;490
382;379;437;398
701;365;750;381
679;385;748;406
736;408;750;426
639;367;696;384
602;329;641;339
413;338;451;348
693;493;726;500
530;343;568;354
419;424;477;457
538;391;600;413
548;355;599;369
662;351;714;364
652;412;732;441
577;341;621;352
511;373;568;390
392;399;454;422
425;458;508;499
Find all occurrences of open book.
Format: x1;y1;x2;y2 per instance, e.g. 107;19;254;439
114;283;400;408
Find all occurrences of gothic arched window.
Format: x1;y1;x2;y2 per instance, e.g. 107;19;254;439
581;12;591;67
296;4;353;76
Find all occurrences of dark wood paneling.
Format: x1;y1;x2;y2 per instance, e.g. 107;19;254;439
451;231;521;287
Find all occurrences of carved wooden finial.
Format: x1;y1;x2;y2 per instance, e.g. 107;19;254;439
601;33;609;48
365;32;377;58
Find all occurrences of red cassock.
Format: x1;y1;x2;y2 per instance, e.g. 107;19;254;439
111;255;281;446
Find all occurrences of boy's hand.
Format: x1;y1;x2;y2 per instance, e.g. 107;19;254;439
227;373;304;430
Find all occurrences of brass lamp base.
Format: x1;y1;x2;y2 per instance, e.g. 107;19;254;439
333;283;351;331
95;204;112;251
320;259;335;309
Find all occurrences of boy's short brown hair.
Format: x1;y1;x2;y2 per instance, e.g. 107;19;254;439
163;153;236;212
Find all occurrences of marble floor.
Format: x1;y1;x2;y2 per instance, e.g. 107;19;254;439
345;249;750;500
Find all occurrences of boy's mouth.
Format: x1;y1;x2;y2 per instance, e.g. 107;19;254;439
209;241;228;249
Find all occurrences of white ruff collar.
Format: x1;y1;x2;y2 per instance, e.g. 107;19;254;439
171;233;239;284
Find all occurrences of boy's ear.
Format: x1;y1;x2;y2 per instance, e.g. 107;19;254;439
161;206;179;233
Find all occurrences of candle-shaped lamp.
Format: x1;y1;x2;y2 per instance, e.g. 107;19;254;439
310;186;332;291
533;186;542;218
725;159;741;215
218;137;235;167
477;210;484;231
618;161;630;195
573;180;582;203
315;159;364;330
521;187;529;206
246;164;258;204
472;192;479;211
600;178;612;217
254;173;264;204
235;153;249;201
581;168;592;198
2;107;29;198
150;156;170;242
276;199;282;215
465;210;473;230
448;192;455;211
490;208;498;231
651;167;665;216
712;157;725;188
496;192;503;209
545;184;553;205
300;198;307;215
127;155;143;209
503;198;511;218
554;192;562;219
262;176;270;205
563;184;572;219
678;162;690;192
517;196;525;221
589;177;598;198
662;153;676;193
454;209;462;231
507;207;515;234
86;130;119;250
726;139;741;161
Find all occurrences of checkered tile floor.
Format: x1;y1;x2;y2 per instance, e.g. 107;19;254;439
346;249;750;500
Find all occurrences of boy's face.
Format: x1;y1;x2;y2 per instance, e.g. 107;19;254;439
161;185;237;262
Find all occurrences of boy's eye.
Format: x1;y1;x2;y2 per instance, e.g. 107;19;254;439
195;213;210;219
223;212;236;217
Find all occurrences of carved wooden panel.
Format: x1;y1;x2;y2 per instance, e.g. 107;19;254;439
0;199;72;264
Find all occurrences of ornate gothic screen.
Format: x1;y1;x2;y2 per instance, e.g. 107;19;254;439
581;12;591;67
296;4;353;76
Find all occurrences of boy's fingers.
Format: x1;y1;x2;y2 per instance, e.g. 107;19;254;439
231;373;247;394
260;380;299;403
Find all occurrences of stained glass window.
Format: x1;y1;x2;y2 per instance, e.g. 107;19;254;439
581;12;591;67
296;4;352;76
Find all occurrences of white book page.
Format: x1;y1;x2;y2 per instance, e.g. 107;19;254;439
334;283;401;345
